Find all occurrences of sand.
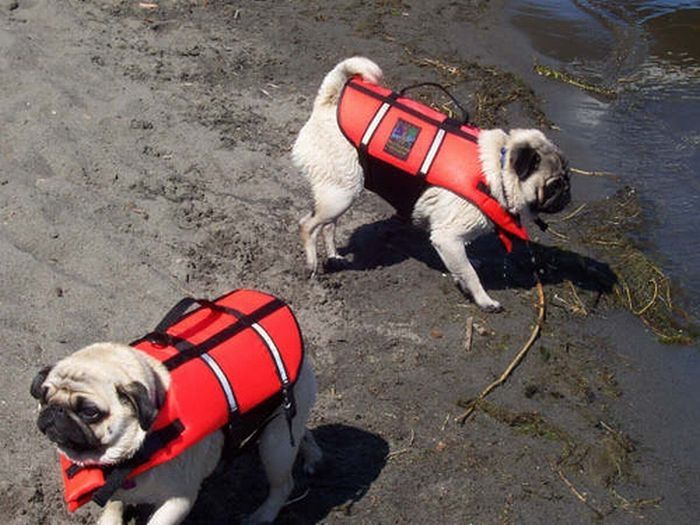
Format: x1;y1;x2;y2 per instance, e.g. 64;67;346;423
1;1;697;523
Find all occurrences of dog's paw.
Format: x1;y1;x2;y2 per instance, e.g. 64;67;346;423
303;454;325;476
478;299;503;313
323;255;349;273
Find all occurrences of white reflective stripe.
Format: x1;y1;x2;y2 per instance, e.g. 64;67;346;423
200;353;238;413
420;128;446;175
251;322;289;384
361;102;391;146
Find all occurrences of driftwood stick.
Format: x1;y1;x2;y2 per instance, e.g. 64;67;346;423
464;316;474;353
457;278;546;424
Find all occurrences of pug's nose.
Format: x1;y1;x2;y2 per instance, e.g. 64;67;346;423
37;405;65;434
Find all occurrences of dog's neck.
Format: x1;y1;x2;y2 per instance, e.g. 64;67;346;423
479;129;527;214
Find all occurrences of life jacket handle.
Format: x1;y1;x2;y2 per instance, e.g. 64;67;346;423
151;297;215;334
398;82;470;125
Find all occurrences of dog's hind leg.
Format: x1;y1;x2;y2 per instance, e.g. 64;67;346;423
299;186;356;275
322;222;339;259
244;416;301;524
430;229;503;312
97;500;124;525
145;496;195;525
300;429;323;475
245;361;317;524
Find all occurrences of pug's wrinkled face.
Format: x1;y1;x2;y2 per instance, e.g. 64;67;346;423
506;129;571;214
31;343;166;466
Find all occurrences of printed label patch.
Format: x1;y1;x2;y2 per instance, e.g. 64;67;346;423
384;119;421;161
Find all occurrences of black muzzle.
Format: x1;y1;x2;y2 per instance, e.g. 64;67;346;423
37;405;100;452
534;174;571;213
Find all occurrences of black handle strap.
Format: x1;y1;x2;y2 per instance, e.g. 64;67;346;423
143;297;221;351
399;82;469;124
153;297;213;334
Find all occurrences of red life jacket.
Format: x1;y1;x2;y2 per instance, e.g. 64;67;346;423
337;77;529;252
59;289;304;512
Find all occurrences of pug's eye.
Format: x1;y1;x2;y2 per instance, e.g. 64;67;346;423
78;404;104;423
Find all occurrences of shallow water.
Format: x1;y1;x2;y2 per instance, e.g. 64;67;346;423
508;0;700;320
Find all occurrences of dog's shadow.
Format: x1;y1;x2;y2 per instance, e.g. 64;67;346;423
333;216;617;294
126;424;388;524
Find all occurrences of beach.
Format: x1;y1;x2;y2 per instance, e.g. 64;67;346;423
1;1;698;523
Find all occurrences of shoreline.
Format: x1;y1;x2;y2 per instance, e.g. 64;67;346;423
1;1;697;524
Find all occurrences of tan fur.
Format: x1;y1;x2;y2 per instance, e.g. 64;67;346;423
293;57;569;312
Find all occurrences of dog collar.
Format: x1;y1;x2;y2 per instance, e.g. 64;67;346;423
498;147;513;212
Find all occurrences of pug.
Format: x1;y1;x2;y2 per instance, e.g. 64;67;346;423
292;57;570;312
31;342;322;525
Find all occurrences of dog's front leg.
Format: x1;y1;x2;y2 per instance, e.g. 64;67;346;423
146;495;195;525
97;500;124;525
430;230;503;312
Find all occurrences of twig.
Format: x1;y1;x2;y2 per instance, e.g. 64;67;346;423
567;281;588;316
456;277;546;424
284;487;310;507
555;467;605;518
386;429;416;460
570;167;615;178
546;226;569;240
554;203;587;222
440;413;450;431
464;316;474;353
589;238;623;247
633;279;659;316
610;487;662;513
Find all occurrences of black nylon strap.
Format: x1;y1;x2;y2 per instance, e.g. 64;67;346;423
152;297;219;334
162;298;286;371
91;420;185;507
137;332;195;356
65;462;82;480
399;82;470;124
222;393;284;460
133;297;216;353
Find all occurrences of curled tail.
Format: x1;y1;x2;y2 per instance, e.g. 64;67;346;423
314;57;383;108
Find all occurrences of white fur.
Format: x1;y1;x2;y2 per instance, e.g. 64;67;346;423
293;57;567;312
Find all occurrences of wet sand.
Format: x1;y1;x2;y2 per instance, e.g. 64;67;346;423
1;1;698;524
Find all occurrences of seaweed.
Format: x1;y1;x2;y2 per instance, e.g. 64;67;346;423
534;62;618;99
568;187;697;344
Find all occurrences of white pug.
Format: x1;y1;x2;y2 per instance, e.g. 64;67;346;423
31;342;322;525
293;57;570;311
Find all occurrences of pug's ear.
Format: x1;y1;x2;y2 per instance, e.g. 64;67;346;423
117;382;158;431
30;365;53;401
510;145;540;180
